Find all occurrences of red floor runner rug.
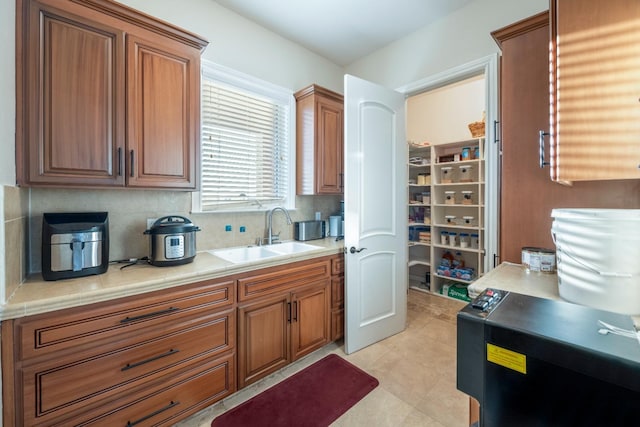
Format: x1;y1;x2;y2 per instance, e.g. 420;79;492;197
211;354;379;427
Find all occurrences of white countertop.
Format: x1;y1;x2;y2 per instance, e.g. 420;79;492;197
469;262;640;329
1;238;344;321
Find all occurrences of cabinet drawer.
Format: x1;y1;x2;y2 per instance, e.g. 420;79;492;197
331;255;344;275
54;353;235;427
15;278;234;361
90;354;234;427
237;259;330;301
21;310;234;425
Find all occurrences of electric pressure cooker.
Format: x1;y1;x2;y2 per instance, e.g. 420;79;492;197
144;216;200;266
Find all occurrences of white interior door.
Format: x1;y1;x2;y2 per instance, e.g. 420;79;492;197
344;74;407;354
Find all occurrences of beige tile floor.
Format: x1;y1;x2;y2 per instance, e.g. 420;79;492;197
175;290;469;427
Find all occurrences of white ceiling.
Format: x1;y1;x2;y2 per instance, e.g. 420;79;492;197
214;0;474;66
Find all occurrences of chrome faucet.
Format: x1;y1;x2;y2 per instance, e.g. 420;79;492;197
266;207;292;245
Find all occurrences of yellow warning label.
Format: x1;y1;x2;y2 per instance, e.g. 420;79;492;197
487;343;527;374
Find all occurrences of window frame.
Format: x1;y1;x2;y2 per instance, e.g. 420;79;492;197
192;61;296;213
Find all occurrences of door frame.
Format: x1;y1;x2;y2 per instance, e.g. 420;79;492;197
396;53;500;273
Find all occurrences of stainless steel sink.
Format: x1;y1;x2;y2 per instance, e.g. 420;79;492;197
209;241;323;264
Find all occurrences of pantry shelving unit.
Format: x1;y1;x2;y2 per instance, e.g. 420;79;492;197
407;144;432;293
407;138;486;301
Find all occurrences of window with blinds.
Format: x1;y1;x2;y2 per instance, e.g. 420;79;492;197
196;62;295;212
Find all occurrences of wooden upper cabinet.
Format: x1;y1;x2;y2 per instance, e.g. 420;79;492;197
20;2;126;186
493;10;640;264
16;0;208;189
126;32;199;188
295;85;344;195
550;0;640;182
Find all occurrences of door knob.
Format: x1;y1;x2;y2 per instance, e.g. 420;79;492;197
349;247;367;254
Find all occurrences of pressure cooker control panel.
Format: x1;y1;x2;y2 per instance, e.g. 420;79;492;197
164;235;185;259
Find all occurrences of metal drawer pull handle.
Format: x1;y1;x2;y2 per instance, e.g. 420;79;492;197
126;400;180;426
117;147;123;176
122;348;180;371
120;306;179;323
293;301;298;321
539;130;550;168
130;149;135;177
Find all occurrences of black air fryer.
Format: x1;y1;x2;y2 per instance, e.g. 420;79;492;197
42;212;109;281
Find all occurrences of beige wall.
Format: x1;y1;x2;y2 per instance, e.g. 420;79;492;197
407;75;485;145
345;0;548;89
117;0;345;94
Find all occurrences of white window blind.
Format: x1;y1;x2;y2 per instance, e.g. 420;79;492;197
197;62;294;212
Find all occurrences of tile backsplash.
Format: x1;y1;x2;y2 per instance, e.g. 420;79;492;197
4;185;29;300
29;188;341;273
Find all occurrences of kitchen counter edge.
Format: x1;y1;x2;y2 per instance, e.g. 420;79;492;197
0;238;344;321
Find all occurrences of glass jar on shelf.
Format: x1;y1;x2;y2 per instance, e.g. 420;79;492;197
471;233;480;249
444;191;456;205
440;166;453;183
417;173;430;185
462;216;475;226
461;190;474;205
459;232;470;248
459;165;473;182
422;191;431;204
461;147;471;161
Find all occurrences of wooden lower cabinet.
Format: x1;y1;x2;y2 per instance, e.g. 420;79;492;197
330;254;345;340
2;278;236;427
237;279;331;388
2;254;343;425
237;293;290;388
236;256;334;388
291;282;331;360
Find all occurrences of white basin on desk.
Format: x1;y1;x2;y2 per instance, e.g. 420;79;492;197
209;246;281;263
267;241;323;254
209;241;323;264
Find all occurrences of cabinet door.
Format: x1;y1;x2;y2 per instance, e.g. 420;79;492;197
316;96;344;194
330;260;345;341
126;33;200;189
494;12;640;264
291;280;331;361
237;294;290;388
20;1;125;186
295;85;344;195
551;0;640;181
